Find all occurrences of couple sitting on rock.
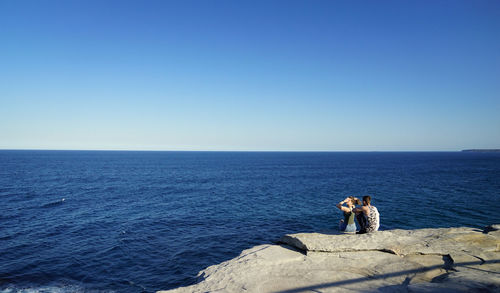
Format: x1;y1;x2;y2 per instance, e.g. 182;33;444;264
336;195;380;234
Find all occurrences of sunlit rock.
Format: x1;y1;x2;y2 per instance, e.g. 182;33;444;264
158;225;500;292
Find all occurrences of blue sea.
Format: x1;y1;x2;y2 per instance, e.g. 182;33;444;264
1;151;499;292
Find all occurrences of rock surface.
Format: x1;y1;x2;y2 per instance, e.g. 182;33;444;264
158;226;500;292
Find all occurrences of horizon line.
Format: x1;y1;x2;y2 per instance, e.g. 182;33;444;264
0;148;484;152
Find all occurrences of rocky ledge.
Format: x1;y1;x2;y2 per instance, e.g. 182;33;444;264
158;225;500;292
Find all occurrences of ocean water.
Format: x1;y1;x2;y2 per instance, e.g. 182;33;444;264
1;151;499;292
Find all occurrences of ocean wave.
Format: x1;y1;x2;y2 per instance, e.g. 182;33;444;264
0;285;82;293
40;199;66;208
0;283;117;293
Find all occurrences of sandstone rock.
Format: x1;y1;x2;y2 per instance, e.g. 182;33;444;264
158;226;500;293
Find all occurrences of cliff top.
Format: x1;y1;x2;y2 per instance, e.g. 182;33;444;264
159;225;500;292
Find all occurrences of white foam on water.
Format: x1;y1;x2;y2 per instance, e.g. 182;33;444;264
0;284;94;293
0;286;77;293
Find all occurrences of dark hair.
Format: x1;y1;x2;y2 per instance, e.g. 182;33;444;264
363;195;371;205
349;196;361;205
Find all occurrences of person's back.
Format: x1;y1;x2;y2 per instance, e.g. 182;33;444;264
365;205;379;232
355;195;380;233
342;208;356;233
336;196;359;233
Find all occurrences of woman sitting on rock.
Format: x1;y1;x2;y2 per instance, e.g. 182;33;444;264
336;196;361;233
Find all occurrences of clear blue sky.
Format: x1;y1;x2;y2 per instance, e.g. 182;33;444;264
1;0;499;151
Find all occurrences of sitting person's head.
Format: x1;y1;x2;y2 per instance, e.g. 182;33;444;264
348;196;361;206
362;195;372;206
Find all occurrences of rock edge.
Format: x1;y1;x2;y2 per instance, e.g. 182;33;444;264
158;225;500;292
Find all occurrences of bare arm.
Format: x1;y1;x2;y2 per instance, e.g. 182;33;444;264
336;200;351;213
353;206;370;215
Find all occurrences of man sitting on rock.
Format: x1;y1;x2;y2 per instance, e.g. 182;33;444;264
354;195;380;234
